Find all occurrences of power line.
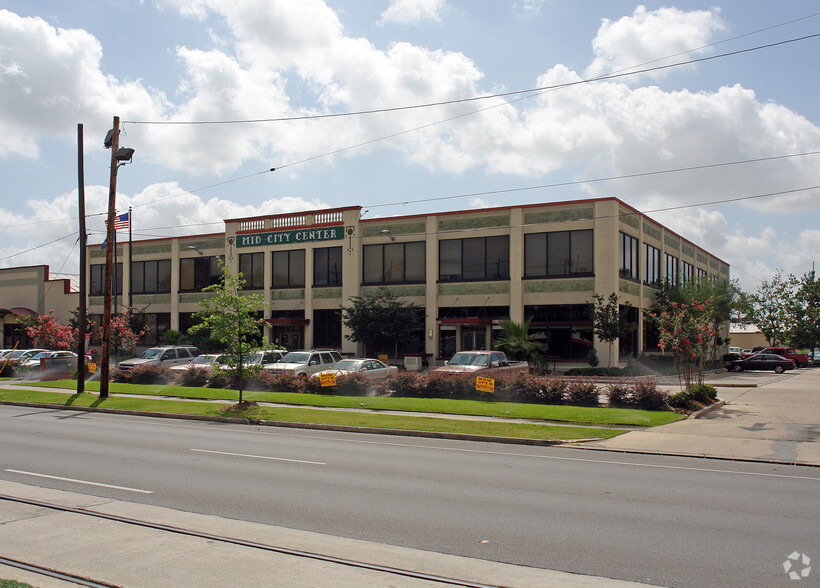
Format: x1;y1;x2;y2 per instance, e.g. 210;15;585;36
123;32;820;126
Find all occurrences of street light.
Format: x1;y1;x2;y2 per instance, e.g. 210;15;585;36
99;116;135;399
380;229;395;241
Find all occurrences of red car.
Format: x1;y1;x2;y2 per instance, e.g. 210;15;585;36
726;353;796;374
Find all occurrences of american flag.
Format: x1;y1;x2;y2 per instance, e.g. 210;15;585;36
105;212;130;230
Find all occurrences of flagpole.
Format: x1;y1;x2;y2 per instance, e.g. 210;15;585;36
128;206;133;312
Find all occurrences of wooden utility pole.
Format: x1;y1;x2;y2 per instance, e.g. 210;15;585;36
99;116;120;398
77;124;87;392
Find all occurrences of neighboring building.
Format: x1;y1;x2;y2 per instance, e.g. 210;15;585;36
729;323;769;351
82;197;730;366
0;265;79;349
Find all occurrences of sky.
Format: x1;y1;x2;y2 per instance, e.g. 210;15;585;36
0;0;818;293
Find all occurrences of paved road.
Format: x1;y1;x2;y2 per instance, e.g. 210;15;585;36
0;405;817;587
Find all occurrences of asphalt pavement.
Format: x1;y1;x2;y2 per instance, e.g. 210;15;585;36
0;367;817;586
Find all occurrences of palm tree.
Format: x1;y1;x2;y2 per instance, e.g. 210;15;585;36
494;318;547;369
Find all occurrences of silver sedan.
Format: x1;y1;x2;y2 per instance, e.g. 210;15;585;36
313;358;398;381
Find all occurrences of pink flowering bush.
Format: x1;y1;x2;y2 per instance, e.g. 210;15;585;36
650;300;716;390
25;310;84;351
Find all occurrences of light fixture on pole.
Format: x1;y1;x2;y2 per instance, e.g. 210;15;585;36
380;229;395;241
99;116;135;399
186;245;204;255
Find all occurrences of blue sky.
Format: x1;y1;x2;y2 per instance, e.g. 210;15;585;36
0;1;818;292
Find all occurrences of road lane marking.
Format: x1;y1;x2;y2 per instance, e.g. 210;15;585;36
4;469;153;493
190;448;326;465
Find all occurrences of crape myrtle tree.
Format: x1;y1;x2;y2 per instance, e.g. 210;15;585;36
652;277;739;360
341;287;424;359
590;293;634;368
189;259;264;405
23;310;82;351
650;300;716;391
788;270;820;354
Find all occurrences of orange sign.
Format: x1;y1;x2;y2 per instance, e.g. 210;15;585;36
378;354;388;363
476;376;494;393
87;362;97;374
320;373;336;387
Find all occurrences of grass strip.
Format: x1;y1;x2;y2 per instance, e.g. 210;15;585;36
0;389;623;441
27;380;683;427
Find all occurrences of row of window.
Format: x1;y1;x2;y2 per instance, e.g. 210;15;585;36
619;232;712;287
91;230;599;294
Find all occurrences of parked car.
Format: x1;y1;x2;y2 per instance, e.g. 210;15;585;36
432;350;530;378
313;358;399;381
20;350;78;369
726;353;796;374
170;353;223;373
755;346;809;368
118;346;201;370
263;350;343;378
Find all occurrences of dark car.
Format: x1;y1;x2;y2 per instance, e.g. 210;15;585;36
726;353;796;374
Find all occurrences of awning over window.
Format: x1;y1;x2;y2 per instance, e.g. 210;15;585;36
439;317;493;326
3;307;37;319
264;318;310;326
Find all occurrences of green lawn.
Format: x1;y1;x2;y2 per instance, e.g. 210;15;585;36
26;379;683;426
0;388;624;441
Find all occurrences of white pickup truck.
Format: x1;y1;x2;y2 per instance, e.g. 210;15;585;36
432;351;529;378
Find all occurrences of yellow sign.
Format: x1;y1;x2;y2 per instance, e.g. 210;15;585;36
87;362;97;374
320;372;336;387
378;354;388;363
476;376;495;393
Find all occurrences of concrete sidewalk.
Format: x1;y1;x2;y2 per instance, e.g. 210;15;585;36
0;480;649;588
573;368;820;466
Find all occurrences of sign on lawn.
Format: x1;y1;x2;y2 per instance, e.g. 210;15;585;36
320;373;336;387
476;376;495;393
378;354;388;363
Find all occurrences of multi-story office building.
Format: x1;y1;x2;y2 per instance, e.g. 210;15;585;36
81;197;729;366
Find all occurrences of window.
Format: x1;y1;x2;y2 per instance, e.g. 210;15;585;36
665;254;679;285
643;243;661;287
180;256;223;291
313;308;341;347
272;249;305;287
697;268;708;279
239;252;265;289
314;247;342;286
524;230;593;277
138;313;171;346
682;261;694;284
90;263;122;296
131;260;171;294
439;236;509;281
619;233;639;280
363;242;425;284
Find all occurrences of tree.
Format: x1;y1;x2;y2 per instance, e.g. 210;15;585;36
110;308;148;360
744;271;792;346
787;270;820;352
189;259;265;405
650;300;715;390
653;277;739;359
590;293;633;368
494;318;547;369
341;287;424;358
24;310;82;351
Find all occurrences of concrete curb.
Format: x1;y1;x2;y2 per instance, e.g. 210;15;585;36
689;399;725;419
0;400;568;447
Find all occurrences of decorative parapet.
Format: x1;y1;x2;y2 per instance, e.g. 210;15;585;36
313;287;343;299
524;208;593;225
619;210;640;230
643;222;661;241
619;279;640;296
362;222;425;238
271;289;305;300
664;235;680;250
439;215;509;231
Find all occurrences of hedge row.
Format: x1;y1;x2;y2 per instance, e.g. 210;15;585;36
112;365;673;411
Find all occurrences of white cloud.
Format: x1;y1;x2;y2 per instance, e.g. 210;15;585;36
585;5;725;81
508;0;548;16
379;0;447;25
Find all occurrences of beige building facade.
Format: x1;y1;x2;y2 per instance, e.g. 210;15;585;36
80;197;729;366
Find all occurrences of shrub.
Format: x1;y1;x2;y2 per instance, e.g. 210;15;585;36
177;367;210;388
125;365;175;385
586;347;599;367
666;391;693;409
389;372;426;397
322;373;369;396
537;376;567;404
688;384;718;402
257;371;302;392
564;367;624;377
207;371;230;390
566;379;600;406
631;378;667;410
606;380;633;407
0;362;16;377
111;368;131;383
495;373;541;403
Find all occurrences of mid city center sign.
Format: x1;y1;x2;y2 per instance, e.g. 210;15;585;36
236;225;344;247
